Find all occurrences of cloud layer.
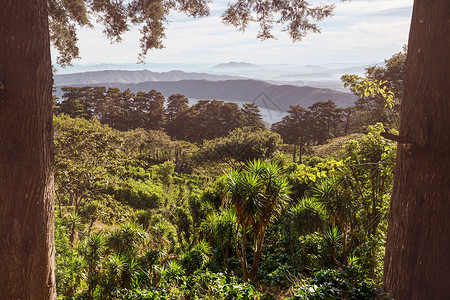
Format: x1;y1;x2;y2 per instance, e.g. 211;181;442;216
51;0;413;66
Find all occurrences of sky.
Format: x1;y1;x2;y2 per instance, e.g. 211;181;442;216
52;0;413;68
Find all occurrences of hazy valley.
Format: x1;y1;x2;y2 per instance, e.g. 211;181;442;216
54;62;364;122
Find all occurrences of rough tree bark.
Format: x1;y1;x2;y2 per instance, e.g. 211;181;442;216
383;1;450;299
0;0;56;299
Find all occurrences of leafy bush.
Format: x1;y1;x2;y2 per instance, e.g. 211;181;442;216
135;209;152;229
123;166;152;181
112;287;170;300
181;240;212;274
290;233;325;275
183;270;259;300
160;261;185;285
156;161;176;187
258;252;289;281
195;127;282;163
287;267;378;300
188;193;214;227
266;264;295;288
174;206;193;243
107;179;163;209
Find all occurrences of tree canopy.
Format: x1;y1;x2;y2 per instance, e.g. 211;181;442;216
2;0;449;299
48;0;345;65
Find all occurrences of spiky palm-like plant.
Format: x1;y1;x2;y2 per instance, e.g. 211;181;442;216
200;209;236;261
181;240;212;274
80;233;106;299
159;260;185;286
311;178;339;227
138;248;167;287
107;222;148;255
150;221;171;250
223;159;291;282
101;253;126;297
289;197;327;236
324;227;343;267
312;176;358;264
121;257;139;289
66;212;84;246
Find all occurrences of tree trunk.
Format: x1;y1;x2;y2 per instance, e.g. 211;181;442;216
292;144;296;163
248;228;266;281
0;0;56;299
239;226;250;281
298;136;304;164
383;1;450;299
342;222;356;263
341;223;347;263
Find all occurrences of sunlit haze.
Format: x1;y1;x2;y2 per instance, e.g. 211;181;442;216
52;0;413;71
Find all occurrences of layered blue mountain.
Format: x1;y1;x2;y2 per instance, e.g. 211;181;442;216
54;70;357;112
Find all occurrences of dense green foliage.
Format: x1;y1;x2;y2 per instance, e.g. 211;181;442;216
287;267;380;300
56;88;264;142
341;47;406;132
52;51;404;299
54;110;395;298
271;49;405;164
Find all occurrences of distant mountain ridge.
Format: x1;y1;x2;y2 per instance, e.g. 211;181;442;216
54;69;245;86
55;79;357;111
54;61;379;92
211;61;258;69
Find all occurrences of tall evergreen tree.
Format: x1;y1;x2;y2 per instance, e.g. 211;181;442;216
166;94;190;140
240;103;264;129
383;2;449;298
272;105;312;162
132;90;166;130
308;100;341;145
0;1;210;297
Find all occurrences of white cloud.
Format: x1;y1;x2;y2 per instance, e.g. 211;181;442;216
52;0;413;66
334;0;413;14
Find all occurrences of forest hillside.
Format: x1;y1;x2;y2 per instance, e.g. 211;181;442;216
52;50;405;299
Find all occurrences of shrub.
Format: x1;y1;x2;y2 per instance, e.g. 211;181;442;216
107;179;163;209
287;267;379;300
181;241;212;275
135;209;152;229
183;270;259;300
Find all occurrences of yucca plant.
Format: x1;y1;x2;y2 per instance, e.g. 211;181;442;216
223;159;291;282
107;222;148;255
120;257;139;289
181;240;212;274
289;197;328;236
100;253;126;297
66;212;85;246
159;260;185;286
324;227;343;266
200;209;236;262
80;233;106;299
